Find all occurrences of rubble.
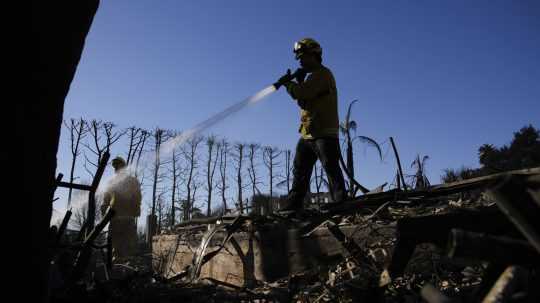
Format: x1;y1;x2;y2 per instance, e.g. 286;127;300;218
49;167;539;302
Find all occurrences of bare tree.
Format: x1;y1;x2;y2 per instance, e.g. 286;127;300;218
263;146;282;203
204;136;220;216
247;143;261;199
83;119;104;177
103;121;126;151
83;119;125;177
311;161;328;207
216;139;230;212
190;175;203;217
277;149;293;193
126;126;150;166
232;142;246;213
181;135;203;221
168;131;184;227
156;192;168;232
150;128;170;225
64;118;87;205
134;129;150;172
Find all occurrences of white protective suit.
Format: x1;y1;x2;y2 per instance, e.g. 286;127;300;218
102;169;142;259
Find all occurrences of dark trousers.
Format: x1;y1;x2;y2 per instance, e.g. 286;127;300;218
288;137;346;207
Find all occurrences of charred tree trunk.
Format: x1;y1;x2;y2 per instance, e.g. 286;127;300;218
234;143;246;213
247;143;260;206
31;0;99;300
170;143;180;227
65;118;87;205
205;136;219;216
217;139;229;211
284;149;292;192
151;128;164;221
183;136;202;220
134;129;149;174
263;146;282;208
126;126;141;165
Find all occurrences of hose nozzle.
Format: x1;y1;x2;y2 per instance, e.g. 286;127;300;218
273;68;306;90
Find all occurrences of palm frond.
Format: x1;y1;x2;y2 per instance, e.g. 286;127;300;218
354;135;383;160
349;120;357;132
345;99;358;126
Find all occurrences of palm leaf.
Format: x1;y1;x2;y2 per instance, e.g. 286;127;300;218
344;99;358;128
349;120;357;132
354;135;383;160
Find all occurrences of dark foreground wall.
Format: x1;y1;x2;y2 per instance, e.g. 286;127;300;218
31;1;99;301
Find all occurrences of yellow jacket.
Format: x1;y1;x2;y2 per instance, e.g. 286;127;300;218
285;65;339;139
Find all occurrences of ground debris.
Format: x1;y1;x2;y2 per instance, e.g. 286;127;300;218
51;169;540;302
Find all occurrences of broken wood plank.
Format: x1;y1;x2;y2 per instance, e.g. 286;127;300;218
482;266;528;303
87;151;110;233
56;181;92;191
71;206;115;283
489;173;540;253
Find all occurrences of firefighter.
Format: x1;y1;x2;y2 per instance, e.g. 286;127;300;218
101;156;141;260
275;38;346;212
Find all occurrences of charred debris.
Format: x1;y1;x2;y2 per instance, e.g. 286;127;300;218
49;165;540;302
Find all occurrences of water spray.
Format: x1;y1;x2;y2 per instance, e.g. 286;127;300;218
158;84;278;158
158;68;308;160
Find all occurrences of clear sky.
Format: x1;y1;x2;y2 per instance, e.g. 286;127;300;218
54;1;540;222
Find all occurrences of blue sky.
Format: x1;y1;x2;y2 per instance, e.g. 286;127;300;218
55;1;539;221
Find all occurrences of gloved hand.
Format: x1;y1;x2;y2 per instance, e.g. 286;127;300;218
273;69;294;89
294;68;307;83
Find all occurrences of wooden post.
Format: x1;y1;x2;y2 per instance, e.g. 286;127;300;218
87;151;110;234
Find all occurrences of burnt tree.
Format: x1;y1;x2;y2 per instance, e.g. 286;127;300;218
168;131;183;227
31;0;99;300
204;135;220;216
150;128;171;229
247;143;261;199
182;135;202;220
263;146;282;203
217;139;230;212
64;118;87;205
233;142;246;213
134;129;150;174
277;149;293;193
83;120;125;177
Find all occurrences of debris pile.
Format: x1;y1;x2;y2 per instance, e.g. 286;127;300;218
49;167;539;302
